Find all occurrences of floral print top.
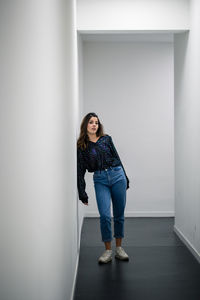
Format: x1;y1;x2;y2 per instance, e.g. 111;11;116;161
77;134;129;203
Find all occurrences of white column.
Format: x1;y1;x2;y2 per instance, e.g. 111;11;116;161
0;1;79;299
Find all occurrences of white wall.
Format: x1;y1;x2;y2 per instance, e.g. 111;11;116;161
77;33;86;244
0;1;79;300
82;36;174;218
77;0;189;31
174;0;200;261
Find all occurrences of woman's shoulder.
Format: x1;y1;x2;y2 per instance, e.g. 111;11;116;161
103;134;111;139
104;134;112;141
77;145;86;153
100;134;111;142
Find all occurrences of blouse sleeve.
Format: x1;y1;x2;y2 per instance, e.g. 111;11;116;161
109;136;130;190
77;148;88;203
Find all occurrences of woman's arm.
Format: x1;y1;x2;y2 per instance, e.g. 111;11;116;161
109;136;130;190
77;148;89;203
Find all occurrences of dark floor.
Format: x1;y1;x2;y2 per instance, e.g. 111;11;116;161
74;217;200;300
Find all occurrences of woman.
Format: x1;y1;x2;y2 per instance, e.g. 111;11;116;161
77;112;130;264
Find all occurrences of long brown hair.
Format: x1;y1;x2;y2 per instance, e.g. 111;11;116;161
77;112;106;150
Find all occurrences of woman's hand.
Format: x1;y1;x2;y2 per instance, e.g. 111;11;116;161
81;199;88;205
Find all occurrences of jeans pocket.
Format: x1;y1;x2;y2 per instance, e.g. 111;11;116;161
93;172;101;180
113;166;122;171
93;173;98;179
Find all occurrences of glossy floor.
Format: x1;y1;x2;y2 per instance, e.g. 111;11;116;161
74;217;200;300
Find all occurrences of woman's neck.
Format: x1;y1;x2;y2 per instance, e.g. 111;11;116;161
87;133;98;142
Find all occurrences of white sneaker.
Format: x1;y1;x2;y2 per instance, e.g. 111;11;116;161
115;247;129;261
98;249;112;264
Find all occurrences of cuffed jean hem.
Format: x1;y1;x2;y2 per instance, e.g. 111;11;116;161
102;238;113;242
102;236;124;242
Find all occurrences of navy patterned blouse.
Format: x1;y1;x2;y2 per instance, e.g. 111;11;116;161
77;134;129;203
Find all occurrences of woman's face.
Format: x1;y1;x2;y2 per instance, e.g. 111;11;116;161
87;116;99;135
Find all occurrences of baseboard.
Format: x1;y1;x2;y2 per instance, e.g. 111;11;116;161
70;250;80;300
71;215;84;300
78;214;84;251
174;225;200;264
85;211;175;217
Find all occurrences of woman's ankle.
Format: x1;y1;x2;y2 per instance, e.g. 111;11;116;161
104;241;111;250
115;237;122;247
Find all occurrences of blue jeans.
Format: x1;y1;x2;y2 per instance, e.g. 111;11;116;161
93;165;127;242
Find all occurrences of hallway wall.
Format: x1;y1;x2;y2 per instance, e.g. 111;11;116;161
77;33;86;246
82;37;174;217
0;1;79;299
174;0;200;262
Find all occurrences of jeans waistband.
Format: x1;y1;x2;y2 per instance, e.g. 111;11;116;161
102;166;113;171
94;166;113;174
94;165;122;174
